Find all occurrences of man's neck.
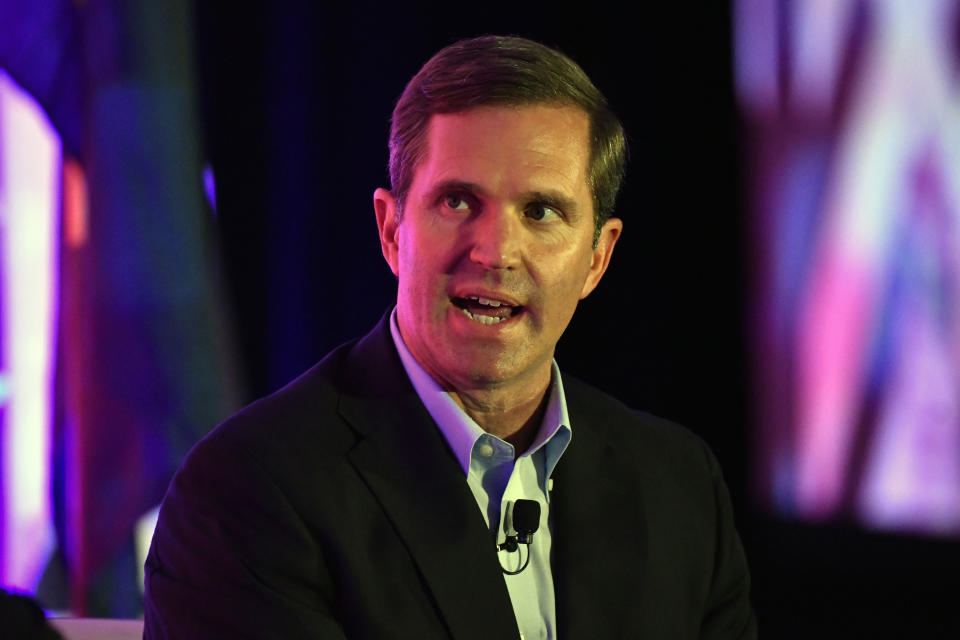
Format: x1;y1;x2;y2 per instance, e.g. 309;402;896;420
449;380;551;456
389;308;555;455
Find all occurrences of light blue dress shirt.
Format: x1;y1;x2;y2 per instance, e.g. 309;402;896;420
389;309;572;640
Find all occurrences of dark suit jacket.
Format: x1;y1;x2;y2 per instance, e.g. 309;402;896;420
144;315;757;639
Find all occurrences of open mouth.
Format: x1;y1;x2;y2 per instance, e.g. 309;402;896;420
451;295;522;325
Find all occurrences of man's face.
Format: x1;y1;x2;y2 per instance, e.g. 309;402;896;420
375;104;621;396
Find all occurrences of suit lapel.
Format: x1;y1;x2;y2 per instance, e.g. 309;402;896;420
551;383;645;639
337;318;520;640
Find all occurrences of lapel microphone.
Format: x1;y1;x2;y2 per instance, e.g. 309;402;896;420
497;499;540;575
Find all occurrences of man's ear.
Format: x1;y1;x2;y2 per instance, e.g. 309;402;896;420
579;217;622;299
373;187;400;277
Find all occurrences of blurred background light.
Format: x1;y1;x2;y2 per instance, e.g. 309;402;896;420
738;0;960;536
0;69;59;590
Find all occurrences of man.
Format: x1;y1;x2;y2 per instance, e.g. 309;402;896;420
144;36;757;639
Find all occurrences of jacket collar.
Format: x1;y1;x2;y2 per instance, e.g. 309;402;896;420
336;314;521;640
333;314;642;639
550;379;644;639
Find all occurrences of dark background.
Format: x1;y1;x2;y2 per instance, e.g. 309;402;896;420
195;2;959;637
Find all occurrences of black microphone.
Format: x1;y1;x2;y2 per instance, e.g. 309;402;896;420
497;499;540;575
512;499;540;545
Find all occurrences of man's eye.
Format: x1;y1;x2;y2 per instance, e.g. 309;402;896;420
525;203;560;222
443;195;470;210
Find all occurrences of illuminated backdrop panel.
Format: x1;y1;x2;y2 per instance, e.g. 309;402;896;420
737;0;960;535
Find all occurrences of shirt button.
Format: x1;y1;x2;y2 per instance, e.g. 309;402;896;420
478;442;494;457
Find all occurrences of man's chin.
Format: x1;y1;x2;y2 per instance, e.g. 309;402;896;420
443;351;550;392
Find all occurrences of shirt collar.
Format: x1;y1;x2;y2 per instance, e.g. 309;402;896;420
389;307;571;478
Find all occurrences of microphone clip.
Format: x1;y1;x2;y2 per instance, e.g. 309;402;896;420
496;499;540;575
497;529;535;553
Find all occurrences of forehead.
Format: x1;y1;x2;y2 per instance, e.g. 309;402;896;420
412;104;592;200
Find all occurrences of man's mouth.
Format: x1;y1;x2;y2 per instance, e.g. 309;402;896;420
451;295;522;325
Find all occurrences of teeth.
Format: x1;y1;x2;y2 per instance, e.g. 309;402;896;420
460;308;507;325
466;295;503;307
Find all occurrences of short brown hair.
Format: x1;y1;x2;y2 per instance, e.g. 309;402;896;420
388;35;627;243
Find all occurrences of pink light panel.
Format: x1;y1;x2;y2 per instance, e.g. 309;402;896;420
0;70;60;590
737;0;960;535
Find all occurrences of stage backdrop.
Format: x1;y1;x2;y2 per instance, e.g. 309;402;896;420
737;0;960;536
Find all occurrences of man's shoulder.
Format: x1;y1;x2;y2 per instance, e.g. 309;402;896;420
221;341;355;429
193;316;402;460
562;374;712;467
180;324;398;482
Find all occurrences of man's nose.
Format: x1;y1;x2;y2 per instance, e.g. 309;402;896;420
466;207;521;270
